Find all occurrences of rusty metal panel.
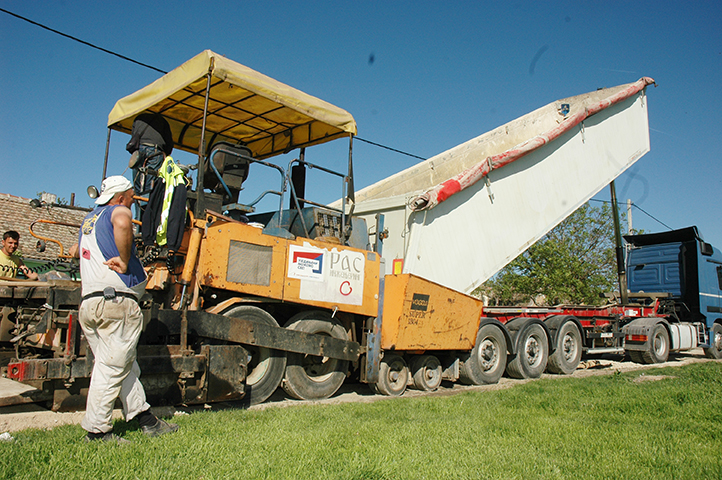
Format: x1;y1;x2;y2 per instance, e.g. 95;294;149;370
205;344;247;402
381;274;482;351
7;358;70;381
186;310;360;361
227;241;273;286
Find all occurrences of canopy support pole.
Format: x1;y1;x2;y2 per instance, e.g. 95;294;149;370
102;127;111;181
195;60;214;218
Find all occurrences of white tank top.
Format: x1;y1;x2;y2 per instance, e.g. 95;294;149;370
78;205;147;298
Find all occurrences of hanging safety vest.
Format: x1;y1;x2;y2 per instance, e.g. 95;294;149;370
155;156;187;247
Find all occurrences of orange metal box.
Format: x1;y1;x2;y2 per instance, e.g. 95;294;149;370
198;220;288;300
381;274;483;351
198;218;380;317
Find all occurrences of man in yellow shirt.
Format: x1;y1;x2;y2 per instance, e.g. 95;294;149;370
0;231;38;280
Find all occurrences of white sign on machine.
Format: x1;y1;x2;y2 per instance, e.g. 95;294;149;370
287;244;365;305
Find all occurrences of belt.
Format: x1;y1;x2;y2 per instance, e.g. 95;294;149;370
81;291;139;303
140;143;163;150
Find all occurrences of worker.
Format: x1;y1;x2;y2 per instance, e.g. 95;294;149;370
74;175;178;443
0;231;38;280
126;112;174;218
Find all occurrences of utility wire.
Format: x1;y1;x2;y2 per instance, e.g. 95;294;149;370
0;8;167;74
590;198;673;230
630;203;673;231
2;7;431;161
355;137;426;160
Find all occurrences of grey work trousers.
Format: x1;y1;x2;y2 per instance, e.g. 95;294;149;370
78;296;150;433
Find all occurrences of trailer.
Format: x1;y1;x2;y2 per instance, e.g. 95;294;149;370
4;50;713;412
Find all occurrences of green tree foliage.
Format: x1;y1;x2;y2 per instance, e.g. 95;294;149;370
482;202;623;306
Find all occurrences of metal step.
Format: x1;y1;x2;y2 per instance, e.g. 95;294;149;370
0;377;51;407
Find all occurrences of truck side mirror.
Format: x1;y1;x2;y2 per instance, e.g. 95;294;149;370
700;241;714;256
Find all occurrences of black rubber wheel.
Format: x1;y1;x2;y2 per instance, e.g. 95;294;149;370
459;324;507;385
506;323;548;379
546;320;582;375
223;306;287;405
703;323;722;359
410;355;442;391
641;324;669;364
372;354;409;396
628;350;645;364
282;311;349;400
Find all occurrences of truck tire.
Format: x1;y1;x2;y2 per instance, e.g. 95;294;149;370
459;323;507;385
223;306;287;405
506;323;548;379
628;350;645;364
281;311;349;400
372;354;409;396
703;323;722;359
641;324;670;364
410;355;442;391
546;320;582;375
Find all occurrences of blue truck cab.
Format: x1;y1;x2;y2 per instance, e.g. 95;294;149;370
624;226;722;357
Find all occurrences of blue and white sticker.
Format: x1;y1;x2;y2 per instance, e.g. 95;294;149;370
288;244;365;305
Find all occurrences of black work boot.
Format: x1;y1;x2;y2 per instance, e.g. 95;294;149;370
141;417;180;437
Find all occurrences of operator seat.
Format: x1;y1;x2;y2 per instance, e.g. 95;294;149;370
204;141;252;204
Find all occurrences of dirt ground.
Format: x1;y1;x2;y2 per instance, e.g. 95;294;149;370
0;349;717;434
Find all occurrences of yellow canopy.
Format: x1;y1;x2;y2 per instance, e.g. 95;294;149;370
108;50;357;160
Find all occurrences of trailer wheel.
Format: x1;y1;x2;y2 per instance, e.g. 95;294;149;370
410;355;442;391
628;350;645;364
372;354;409;396
704;324;722;359
506;323;548;379
641;324;669;364
546;321;582;375
223;306;287;405
281;311;349;400
459;324;507;385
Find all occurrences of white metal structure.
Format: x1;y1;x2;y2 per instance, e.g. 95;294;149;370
351;79;654;294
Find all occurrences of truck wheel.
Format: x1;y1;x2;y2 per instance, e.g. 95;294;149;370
546;321;582;375
506;323;548;379
282;311;349;400
223;306;287;405
628;350;645;364
372;354;408;396
459;324;507;385
410;355;442;391
641;324;670;364
703;323;722;359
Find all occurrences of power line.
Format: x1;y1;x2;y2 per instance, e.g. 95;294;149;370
630;203;673;230
2;7;430;162
589;198;673;230
355;137;426;160
0;8;167;74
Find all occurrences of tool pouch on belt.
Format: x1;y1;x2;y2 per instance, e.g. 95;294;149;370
128;150;142;169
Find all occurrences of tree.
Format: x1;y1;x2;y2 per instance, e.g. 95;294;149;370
480;202;626;306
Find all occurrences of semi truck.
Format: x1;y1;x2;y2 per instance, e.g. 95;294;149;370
1;50;719;411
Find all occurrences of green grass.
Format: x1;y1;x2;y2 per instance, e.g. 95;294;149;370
1;362;721;480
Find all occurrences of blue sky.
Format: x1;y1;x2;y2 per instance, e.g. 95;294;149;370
1;1;721;247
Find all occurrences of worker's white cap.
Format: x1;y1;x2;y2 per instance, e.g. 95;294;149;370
95;175;134;205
